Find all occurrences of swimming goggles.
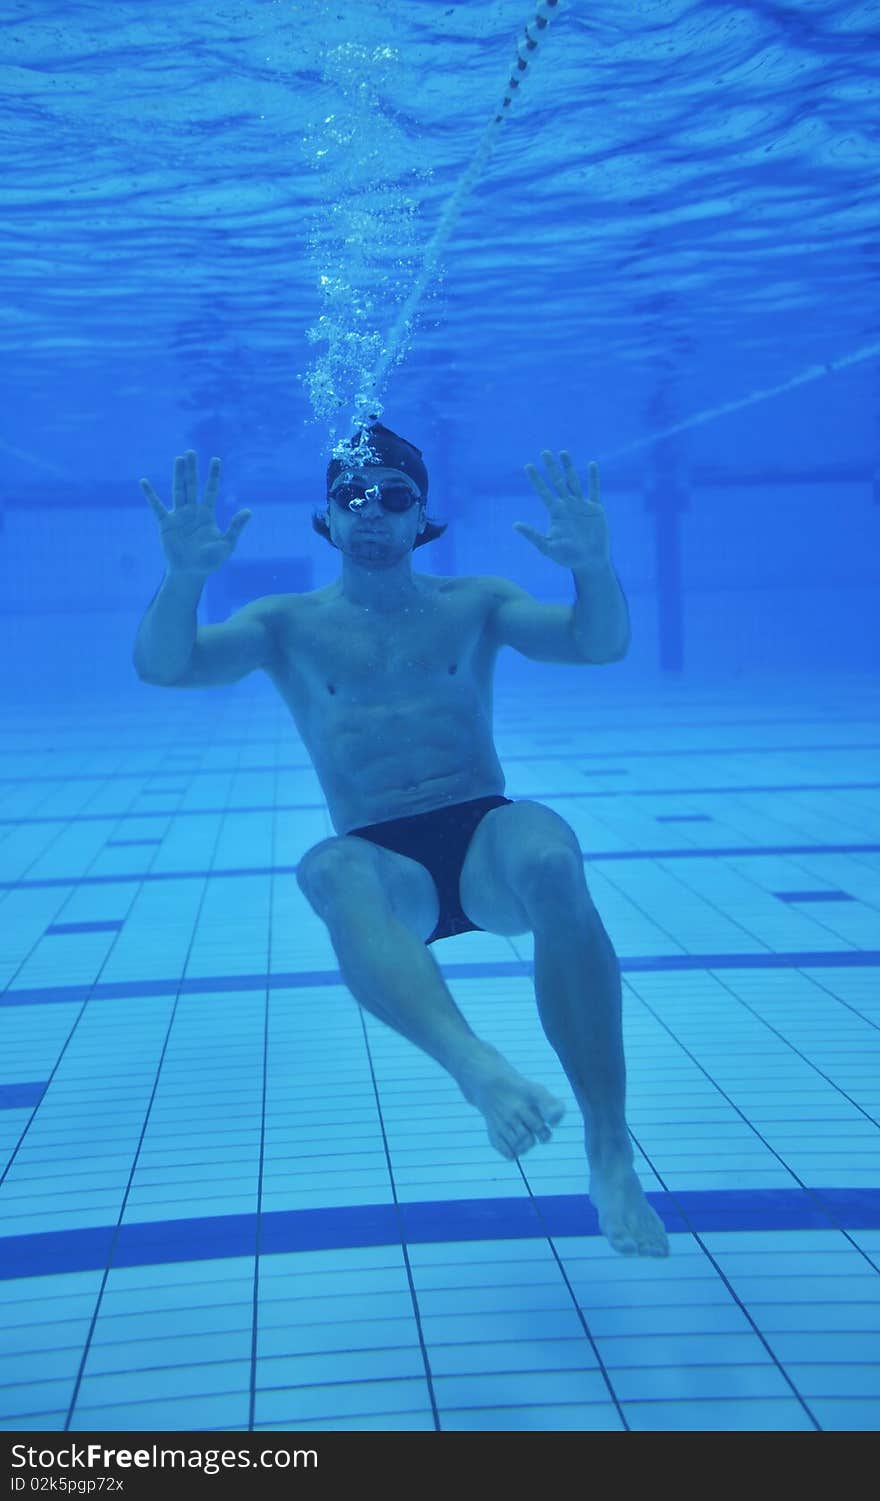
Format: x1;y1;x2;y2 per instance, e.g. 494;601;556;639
329;477;422;514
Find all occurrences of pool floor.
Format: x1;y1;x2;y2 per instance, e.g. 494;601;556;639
1;671;878;1431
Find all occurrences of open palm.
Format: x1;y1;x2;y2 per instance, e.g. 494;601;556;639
141;450;251;577
515;450;610;572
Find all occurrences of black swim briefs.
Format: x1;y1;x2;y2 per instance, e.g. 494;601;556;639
348;794;514;943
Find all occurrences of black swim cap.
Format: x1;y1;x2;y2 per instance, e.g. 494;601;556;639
314;422;447;550
325;422;429;497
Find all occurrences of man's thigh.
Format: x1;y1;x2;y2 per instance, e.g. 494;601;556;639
458;799;585;934
297;834;440;942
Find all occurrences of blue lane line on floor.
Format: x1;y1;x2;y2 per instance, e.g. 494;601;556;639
2;844;880;892
2;784;880;826
774;890;855;903
655;815;714;823
44;921;124;936
3;745;879;784
105;839;164;847
0;1082;46;1110
0;866;300;891
2;950;878;1008
4;715;877;746
1;1188;878;1280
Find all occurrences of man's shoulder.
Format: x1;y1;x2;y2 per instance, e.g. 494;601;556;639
229;591;324;654
456;574;521;604
425;575;526;625
245;586;333;621
424;573;511;599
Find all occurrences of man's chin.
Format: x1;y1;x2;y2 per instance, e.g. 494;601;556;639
347;536;407;563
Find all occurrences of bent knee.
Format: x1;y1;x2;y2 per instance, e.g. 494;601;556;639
519;844;588;910
297;837;382;914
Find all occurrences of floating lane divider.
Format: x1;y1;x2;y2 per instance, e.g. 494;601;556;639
603;338;880;461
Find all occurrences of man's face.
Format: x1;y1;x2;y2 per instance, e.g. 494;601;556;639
326;465;427;564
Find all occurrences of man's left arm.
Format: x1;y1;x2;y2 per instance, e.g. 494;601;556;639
571;558;631;663
515;450;630;663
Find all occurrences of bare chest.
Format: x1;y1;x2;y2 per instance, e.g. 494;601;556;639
262;579;504;827
274;583;493;705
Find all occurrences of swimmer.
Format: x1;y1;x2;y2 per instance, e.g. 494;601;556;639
134;425;669;1258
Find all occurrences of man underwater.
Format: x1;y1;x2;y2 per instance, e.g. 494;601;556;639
135;423;669;1258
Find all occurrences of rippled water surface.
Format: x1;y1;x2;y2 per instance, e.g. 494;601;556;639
2;0;878;481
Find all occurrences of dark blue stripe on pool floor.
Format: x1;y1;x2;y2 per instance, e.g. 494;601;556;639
2;743;879;785
2;950;878;1008
45;920;124;936
1;1187;877;1280
105;839;164;847
775;890;855;903
0;1082;46;1110
2;784;880;826
655;814;714;823
2;844;880;892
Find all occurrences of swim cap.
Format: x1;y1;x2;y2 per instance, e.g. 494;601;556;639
325;422;429;497
315;422;447;550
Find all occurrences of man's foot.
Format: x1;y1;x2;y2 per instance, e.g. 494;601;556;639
590;1156;669;1258
456;1048;565;1159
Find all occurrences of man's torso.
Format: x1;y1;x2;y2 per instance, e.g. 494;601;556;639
259;574;506;833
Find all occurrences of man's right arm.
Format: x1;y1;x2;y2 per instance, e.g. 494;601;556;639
133;575;276;687
134;449;263;687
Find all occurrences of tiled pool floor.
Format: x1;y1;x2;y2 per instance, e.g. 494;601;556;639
1;672;878;1431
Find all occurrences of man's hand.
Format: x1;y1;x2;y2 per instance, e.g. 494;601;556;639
141;450;252;578
515;450;610;573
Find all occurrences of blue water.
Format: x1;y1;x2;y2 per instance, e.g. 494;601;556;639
1;0;879;1435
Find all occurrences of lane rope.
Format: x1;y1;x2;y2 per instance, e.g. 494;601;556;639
601;339;880;462
341;0;563;451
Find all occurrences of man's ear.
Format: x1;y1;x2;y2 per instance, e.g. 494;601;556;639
417;504;427;534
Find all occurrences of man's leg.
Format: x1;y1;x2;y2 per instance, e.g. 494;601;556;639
297;837;564;1160
459;803;669;1257
523;853;668;1256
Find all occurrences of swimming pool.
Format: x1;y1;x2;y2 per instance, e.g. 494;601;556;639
1;0;878;1436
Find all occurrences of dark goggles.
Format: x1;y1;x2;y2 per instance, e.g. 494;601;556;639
329;478;421;514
